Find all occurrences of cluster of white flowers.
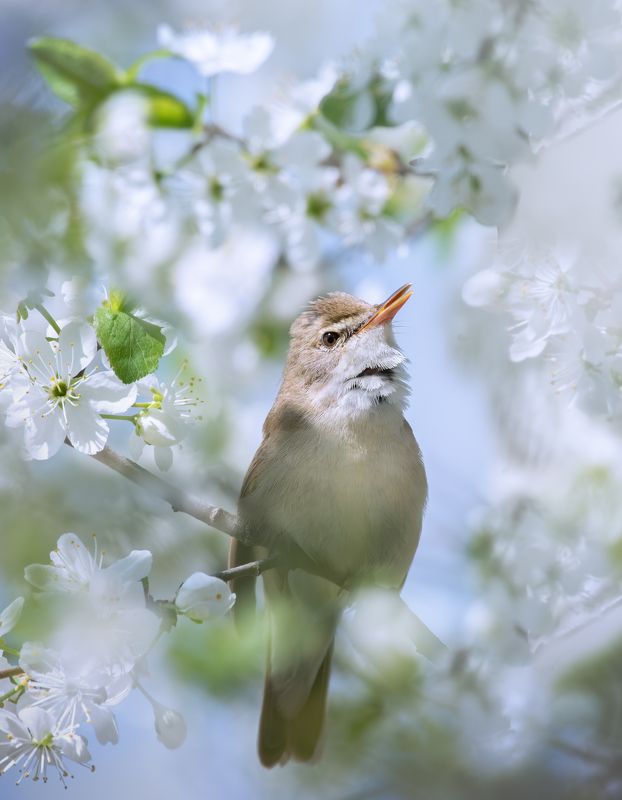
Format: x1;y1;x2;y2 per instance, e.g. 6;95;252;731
360;0;622;226
0;282;202;469
463;242;622;422
0;533;234;785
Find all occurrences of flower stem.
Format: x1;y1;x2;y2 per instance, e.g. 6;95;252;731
0;684;22;704
100;414;137;423
0;644;20;658
34;304;61;335
133;402;154;409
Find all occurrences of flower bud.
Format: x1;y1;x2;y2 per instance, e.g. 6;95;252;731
175;573;235;622
153;702;187;749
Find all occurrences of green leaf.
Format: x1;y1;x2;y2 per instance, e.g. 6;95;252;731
132;84;195;128
29;37;121;106
94;303;166;384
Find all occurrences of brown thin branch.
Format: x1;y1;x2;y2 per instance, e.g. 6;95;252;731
86;445;239;538
0;666;23;680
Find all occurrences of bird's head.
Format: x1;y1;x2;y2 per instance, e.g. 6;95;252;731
283;284;412;420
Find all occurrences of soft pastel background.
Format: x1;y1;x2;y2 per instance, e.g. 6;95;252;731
2;0;622;798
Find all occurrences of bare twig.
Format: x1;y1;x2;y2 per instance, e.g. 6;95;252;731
0;666;24;680
87;445;240;538
214;556;282;583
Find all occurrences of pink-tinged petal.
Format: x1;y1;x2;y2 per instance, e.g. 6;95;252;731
65;401;109;454
82;371;137;413
22;412;66;460
58;322;97;375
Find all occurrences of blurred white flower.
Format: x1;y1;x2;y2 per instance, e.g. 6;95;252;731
175;573;235;622
3;322;137;459
19;643;131;745
336;155;405;260
0;597;24;639
0;706;92;785
158;24;274;77
25;533;152;609
174;227;278;335
344;589;419;673
94;91;151;164
25;534;160;676
171;138;255;247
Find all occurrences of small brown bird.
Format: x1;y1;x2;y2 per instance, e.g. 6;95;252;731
230;283;427;767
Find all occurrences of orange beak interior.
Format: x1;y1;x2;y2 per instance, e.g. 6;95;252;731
358;283;413;332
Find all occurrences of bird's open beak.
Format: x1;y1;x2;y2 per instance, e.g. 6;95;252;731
358;283;413;332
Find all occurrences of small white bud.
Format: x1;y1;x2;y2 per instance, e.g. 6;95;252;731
175;573;235;622
153;702;187;749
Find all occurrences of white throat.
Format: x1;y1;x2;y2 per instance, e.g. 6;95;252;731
309;326;409;427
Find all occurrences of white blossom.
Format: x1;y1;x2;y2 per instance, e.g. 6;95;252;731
24;533;151;609
24;534;160;675
157;24;274;77
19;643;130;745
94;91;151;164
129;368;202;471
0;706;92;786
3;322;137;459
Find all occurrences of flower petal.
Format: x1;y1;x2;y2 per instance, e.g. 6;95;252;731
53;533;97;582
19;641;60;678
104;550;152;584
154;445;173;472
84;700;119;745
57;732;92;764
0;708;28;740
0;597;24;638
83;371;137;414
58;322;97;375
18;706;53;741
22;410;66;460
65;400;109;454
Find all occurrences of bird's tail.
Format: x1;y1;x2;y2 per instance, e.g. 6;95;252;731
258;570;340;767
259;632;333;767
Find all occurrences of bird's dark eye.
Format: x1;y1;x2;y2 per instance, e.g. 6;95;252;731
322;331;339;347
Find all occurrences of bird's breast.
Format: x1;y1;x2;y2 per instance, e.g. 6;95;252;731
240;408;427;587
